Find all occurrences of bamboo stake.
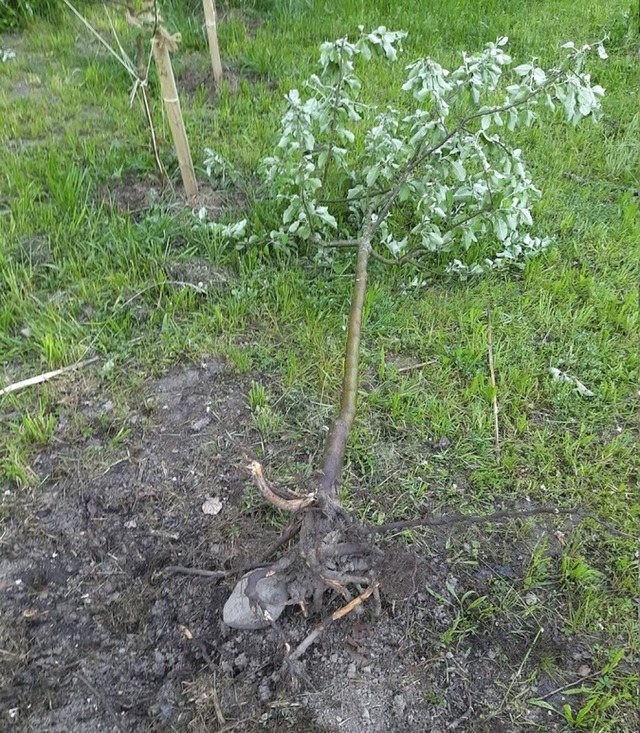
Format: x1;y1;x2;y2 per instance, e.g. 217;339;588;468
151;28;198;199
202;0;223;87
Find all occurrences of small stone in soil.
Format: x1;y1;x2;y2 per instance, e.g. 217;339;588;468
191;416;211;432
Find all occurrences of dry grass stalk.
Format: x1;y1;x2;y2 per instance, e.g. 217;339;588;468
152;27;198;199
487;306;500;456
64;0;165;183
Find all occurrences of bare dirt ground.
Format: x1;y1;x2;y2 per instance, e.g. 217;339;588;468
0;359;601;732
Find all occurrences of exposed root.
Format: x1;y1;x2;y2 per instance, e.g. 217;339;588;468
248;460;316;511
235;460;627;675
228;460;384;671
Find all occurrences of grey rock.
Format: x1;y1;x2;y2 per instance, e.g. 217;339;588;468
393;694;406;714
223;572;288;630
190;416;211;432
234;653;248;669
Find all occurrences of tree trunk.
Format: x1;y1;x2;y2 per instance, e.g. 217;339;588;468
319;234;371;498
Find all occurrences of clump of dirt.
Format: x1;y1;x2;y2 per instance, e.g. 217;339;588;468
0;360;607;731
100;171;242;221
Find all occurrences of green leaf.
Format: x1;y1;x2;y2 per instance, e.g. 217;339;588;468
450;160;466;181
563;90;576;121
562;686;593;695
366;165;380;187
527;699;559;713
513;63;532;76
398;183;412;202
495;218;508;241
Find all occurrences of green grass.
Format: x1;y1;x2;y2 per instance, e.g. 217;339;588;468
1;0;638;729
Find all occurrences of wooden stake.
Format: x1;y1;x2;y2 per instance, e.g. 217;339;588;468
202;0;223;87
151;28;198;199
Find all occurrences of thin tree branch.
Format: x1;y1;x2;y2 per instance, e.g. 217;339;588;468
369;506;635;539
127;2;165;183
321;37;346;192
368;205;495;266
321;238;361;249
319;186;393;205
76;672;126;733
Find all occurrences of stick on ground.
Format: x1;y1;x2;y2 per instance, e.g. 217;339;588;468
0;357;100;398
288;582;379;662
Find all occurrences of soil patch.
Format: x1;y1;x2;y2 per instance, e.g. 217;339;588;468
176;52;275;102
0;360;605;731
100;172;241;220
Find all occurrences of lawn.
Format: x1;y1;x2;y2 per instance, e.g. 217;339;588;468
0;1;638;731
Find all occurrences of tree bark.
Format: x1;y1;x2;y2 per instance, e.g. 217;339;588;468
319;234;371;497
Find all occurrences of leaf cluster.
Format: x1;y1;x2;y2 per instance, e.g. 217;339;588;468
245;29;607;276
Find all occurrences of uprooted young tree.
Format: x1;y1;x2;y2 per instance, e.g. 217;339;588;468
196;28;609;671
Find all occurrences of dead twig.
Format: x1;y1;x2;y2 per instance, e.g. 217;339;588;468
164;522;301;580
0;357;100;397
165;565;226;578
212;674;226;728
533;668;604;701
397;359;437;373
333;581;378;620
370;506;636;539
126;2;166;183
487;306;500;456
258;520;302;563
563;171;638;195
190;639;226;726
